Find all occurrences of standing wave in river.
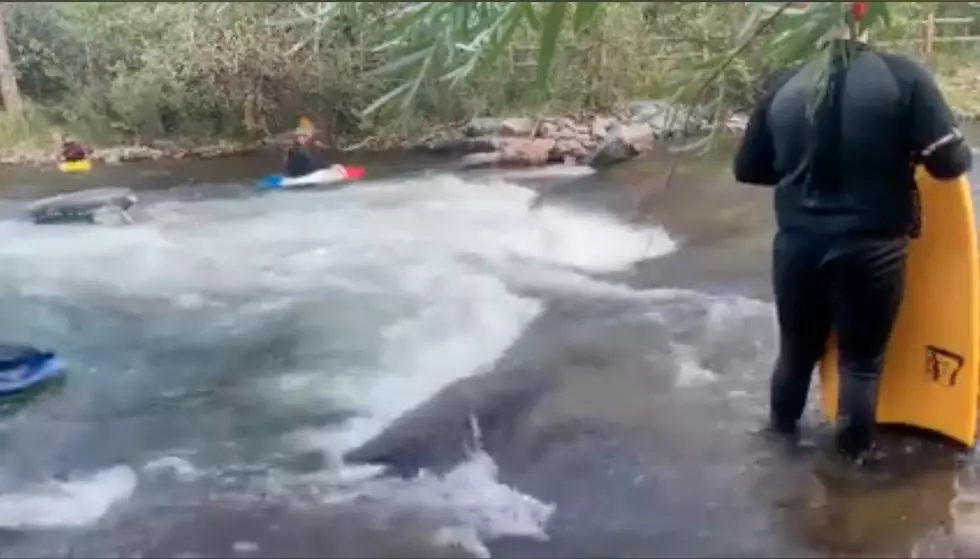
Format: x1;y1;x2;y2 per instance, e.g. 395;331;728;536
0;173;673;558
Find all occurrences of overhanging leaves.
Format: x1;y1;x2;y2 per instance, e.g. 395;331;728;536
535;2;567;87
354;2;605;119
343;1;895;135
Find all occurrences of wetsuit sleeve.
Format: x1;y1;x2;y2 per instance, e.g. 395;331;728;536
733;67;801;186
889;55;972;180
733;95;780;186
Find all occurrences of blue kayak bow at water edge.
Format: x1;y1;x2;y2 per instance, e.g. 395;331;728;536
0;345;66;395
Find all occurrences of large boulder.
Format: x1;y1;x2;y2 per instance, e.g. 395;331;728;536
626;100;705;138
457;138;557;170
457;152;505;170
462;117;535;138
536;120;559;139
417;136;499;156
500;138;555;166
591;116;616;140
586;123;654;169
552;137;591;164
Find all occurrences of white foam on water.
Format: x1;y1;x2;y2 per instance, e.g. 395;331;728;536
218;175;676;451
232;540;261;554
0;465;137;530
0;172;668;548
0;175;673;295
327;277;541;451
635;288;776;391
401;176;674;272
298;450;555;559
702;295;775;339
142;456;201;483
478;164;597;181
671;343;717;387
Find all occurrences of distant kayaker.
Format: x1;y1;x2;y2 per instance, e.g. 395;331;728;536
58;134;90;162
733;20;972;465
282;124;329;178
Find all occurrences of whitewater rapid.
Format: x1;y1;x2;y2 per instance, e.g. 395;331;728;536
0;172;676;556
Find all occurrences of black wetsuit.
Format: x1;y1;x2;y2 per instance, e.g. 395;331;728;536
284;144;321;178
733;40;972;459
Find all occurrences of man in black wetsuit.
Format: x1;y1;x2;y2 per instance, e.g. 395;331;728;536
733;38;972;464
283;127;328;178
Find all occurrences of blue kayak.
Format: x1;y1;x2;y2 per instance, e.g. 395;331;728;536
0;345;66;395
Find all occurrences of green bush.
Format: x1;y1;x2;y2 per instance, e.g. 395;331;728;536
0;2;976;151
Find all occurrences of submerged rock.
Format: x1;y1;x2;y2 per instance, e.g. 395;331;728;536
344;362;554;477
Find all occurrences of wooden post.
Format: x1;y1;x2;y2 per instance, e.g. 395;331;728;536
0;3;24;119
924;6;936;56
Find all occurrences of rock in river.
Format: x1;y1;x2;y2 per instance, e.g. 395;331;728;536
586;124;655;169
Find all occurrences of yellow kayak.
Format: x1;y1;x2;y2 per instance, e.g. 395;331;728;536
58;159;91;173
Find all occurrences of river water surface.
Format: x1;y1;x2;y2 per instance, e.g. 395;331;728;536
0;148;977;558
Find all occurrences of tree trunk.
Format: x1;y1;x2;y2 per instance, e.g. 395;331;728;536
0;5;24;118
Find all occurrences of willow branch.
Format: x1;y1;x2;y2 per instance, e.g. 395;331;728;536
672;1;794;136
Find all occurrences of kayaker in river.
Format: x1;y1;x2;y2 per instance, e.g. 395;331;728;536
57;133;90;162
282;124;329;178
733;11;972;466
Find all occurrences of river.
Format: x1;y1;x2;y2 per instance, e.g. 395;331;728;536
0;147;976;558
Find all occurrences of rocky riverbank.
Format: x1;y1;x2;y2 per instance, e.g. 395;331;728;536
0;138;269;167
3;92;976;172
0;100;745;171
413;100;749;170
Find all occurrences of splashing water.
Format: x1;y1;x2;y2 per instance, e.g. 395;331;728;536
0;172;674;553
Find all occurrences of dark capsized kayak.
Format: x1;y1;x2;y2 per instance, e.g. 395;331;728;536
27;187;137;225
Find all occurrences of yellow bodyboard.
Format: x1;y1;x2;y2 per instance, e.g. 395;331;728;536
819;168;980;447
58;159;91;173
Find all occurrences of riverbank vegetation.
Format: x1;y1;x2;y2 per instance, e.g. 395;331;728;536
0;2;977;153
